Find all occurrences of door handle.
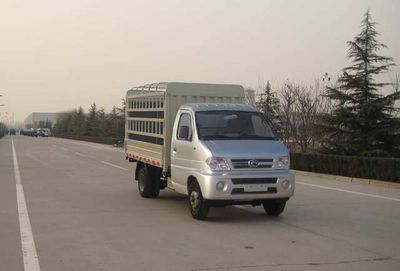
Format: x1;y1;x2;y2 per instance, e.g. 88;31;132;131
172;147;177;153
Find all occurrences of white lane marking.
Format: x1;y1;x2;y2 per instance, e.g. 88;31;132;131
297;181;400;202
100;161;129;171
12;137;41;271
76;152;128;171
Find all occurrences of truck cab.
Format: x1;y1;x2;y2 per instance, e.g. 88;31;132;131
125;82;294;220
170;103;294;219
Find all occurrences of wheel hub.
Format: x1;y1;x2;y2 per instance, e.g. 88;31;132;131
139;177;145;192
190;191;200;210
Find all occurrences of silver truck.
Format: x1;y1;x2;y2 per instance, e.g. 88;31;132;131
125;82;294;220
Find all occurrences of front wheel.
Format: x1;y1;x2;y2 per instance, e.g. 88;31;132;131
262;200;286;216
188;181;209;220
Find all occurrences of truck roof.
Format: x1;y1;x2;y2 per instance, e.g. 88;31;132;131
126;82;244;98
180;103;259;112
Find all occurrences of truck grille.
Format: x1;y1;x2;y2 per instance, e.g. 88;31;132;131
231;187;277;194
230;159;273;169
231;178;277;184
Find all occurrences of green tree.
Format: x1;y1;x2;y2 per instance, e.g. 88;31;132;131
318;10;400;157
52;98;126;143
97;108;107;137
52;111;73;136
85;103;99;136
256;81;281;134
73;107;86;137
108;105;124;139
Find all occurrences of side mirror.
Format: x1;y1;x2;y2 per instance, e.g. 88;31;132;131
178;126;190;140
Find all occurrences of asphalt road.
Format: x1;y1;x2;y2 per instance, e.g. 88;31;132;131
1;135;400;271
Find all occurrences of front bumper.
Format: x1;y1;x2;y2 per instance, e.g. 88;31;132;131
194;170;295;201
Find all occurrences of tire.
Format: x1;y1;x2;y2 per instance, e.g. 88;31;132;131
262;200;286;216
150;171;160;198
137;166;160;198
188;181;209;220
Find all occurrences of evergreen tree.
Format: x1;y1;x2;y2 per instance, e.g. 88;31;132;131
73;107;86;137
256;81;281;134
108;106;121;138
52;111;72;136
318;10;400;156
65;114;74;135
52;98;126;142
97;108;107;137
85;103;99;136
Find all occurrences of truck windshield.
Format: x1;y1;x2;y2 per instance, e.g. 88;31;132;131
195;111;277;140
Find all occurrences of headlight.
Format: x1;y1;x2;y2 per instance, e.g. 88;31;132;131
276;156;290;169
206;157;230;171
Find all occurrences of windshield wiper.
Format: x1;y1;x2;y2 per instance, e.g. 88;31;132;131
200;135;233;140
238;134;277;140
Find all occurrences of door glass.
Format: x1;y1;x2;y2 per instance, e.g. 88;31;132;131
177;113;192;141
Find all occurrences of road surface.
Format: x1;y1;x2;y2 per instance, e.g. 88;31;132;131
1;135;400;271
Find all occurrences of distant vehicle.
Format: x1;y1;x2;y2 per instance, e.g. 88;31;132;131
113;139;123;147
21;128;50;137
20;129;32;136
41;128;51;137
36;128;51;137
125;82;294;220
24;128;38;137
36;129;43;136
9;129;16;135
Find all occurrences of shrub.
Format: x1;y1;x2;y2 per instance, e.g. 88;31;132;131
290;153;400;182
55;134;119;145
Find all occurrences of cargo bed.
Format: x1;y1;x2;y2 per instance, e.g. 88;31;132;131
125;82;244;172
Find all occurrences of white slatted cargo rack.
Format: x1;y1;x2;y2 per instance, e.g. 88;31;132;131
125;82;245;172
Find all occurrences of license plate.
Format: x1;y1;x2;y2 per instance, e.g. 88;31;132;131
244;184;269;192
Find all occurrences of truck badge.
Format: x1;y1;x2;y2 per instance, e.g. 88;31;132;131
248;160;259;168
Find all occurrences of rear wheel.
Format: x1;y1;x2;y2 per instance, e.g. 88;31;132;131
138;166;160;198
188;181;209;220
262;200;286;216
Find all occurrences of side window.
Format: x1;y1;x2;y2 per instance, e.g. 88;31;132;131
177;113;192;141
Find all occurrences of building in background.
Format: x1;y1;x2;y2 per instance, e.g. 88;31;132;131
24;112;59;129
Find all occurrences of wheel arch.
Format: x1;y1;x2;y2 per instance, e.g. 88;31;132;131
187;175;198;192
135;161;146;181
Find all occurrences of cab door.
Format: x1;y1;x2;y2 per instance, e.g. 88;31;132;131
170;110;195;194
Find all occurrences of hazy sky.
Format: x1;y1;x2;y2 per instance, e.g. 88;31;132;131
1;0;399;122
